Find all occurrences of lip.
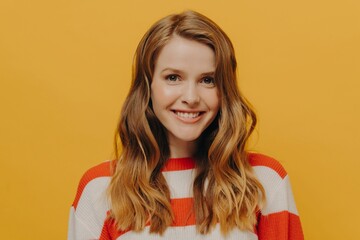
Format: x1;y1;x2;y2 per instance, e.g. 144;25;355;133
171;110;204;123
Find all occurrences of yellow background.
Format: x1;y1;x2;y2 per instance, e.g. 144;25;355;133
1;0;359;239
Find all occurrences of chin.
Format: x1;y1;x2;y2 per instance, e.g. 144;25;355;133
178;135;200;142
169;132;202;143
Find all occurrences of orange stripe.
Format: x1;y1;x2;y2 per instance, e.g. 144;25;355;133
100;199;305;239
100;198;196;238
248;153;287;179
171;198;196;226
72;161;112;209
257;211;304;240
100;213;127;240
162;157;196;172
100;217;113;240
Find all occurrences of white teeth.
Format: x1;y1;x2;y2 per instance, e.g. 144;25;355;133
175;111;200;118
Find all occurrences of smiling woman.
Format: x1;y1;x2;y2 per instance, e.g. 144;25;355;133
68;10;304;240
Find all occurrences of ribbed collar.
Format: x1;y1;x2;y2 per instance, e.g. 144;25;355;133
162;157;196;172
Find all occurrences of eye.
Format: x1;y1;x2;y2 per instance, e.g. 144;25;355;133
201;76;215;87
166;74;179;82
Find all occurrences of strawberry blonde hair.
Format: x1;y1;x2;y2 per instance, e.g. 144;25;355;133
108;10;265;235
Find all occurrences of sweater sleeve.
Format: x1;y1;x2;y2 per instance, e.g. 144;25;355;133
67;162;112;240
68;207;100;240
256;175;304;240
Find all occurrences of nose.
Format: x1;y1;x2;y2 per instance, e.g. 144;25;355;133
181;82;200;106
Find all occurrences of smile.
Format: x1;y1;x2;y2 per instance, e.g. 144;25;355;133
174;111;200;118
171;110;204;122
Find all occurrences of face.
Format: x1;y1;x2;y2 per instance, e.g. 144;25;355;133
151;35;220;153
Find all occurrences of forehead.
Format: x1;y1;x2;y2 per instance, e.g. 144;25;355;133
154;35;215;74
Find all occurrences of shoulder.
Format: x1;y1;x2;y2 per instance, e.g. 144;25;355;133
248;153;299;215
69;161;113;239
248;153;292;209
249;154;304;238
248;152;287;179
72;161;113;209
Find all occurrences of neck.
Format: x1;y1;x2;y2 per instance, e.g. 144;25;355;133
168;137;197;159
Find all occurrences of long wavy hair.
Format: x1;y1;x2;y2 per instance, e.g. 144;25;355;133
108;10;265;235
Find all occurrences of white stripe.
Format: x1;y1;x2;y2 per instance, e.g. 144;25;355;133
162;169;195;199
72;177;111;238
253;166;298;215
68;207;99;240
117;224;258;240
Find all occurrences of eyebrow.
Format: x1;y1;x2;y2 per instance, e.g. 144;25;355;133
161;68;215;76
161;68;184;74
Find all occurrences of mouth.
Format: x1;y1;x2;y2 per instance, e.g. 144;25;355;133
171;110;204;121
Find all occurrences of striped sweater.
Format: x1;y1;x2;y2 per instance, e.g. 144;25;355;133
68;153;304;239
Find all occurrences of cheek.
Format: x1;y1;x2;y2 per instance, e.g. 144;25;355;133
151;83;172;113
151;84;177;106
206;90;221;110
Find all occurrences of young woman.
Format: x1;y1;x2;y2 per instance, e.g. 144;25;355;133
68;10;304;240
